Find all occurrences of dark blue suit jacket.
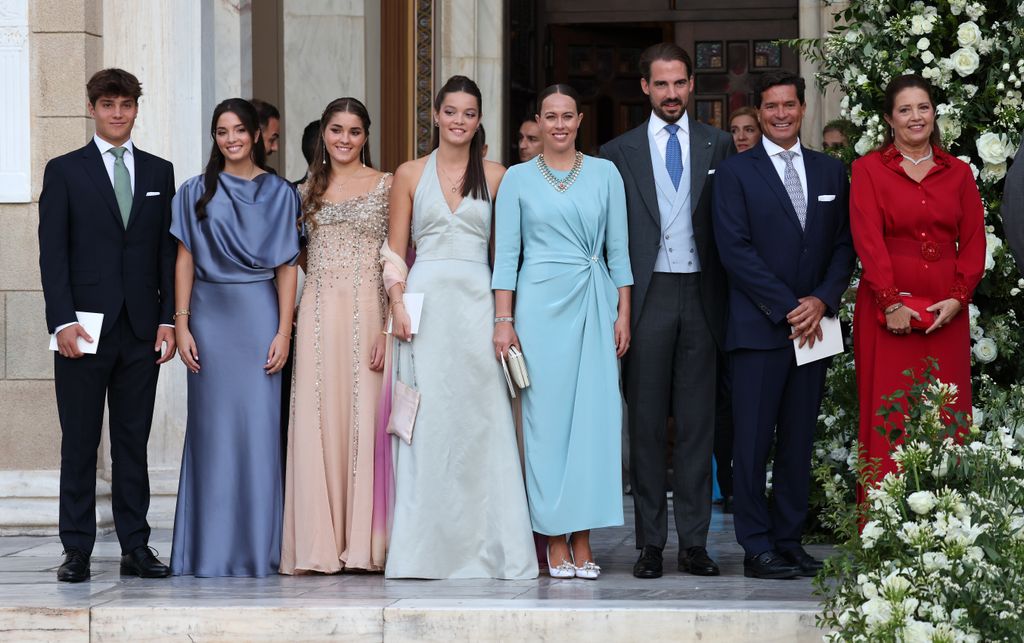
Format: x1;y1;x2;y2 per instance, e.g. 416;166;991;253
38;141;176;340
712;141;854;351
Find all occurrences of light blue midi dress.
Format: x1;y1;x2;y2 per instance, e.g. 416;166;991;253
492;156;633;536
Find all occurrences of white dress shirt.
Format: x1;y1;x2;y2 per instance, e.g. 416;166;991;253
761;136;808;208
56;136;172;335
647;110;691;170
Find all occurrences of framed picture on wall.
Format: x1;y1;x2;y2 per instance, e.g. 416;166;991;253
695;96;726;129
752;40;782;69
695;41;724;71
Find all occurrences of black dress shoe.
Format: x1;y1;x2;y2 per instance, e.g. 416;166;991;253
632;545;663;579
57;549;90;583
743;551;801;579
678;546;720;576
779;547;824;577
120;546;171;578
722;495;734;514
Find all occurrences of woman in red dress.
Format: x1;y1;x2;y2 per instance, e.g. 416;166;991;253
851;74;985;484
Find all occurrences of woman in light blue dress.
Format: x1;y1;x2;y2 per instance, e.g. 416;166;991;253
380;76;537;580
492;84;633;579
170;99;300;577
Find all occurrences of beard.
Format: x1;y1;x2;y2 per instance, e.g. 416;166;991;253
652;99;685;124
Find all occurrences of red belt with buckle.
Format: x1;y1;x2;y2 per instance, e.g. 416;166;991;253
885;238;957;262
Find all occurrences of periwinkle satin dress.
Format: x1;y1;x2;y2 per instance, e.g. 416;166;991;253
492;156;633;536
169;172;300;577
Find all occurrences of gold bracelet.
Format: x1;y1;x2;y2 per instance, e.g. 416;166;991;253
391;300;405;310
173;309;191;319
276;331;289;339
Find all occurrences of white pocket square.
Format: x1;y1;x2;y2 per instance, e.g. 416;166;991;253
145;191;160;197
817;194;836;202
707;169;716;175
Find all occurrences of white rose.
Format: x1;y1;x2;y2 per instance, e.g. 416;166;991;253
957;21;983;47
950;47;980;76
964;83;979;97
982;162;1007;182
917;37;930;51
938;114;961;142
968;303;980;324
910;15;927;35
921;66;940;81
855;135;875;156
907;490;937;515
970;324;984;340
861;520;884;548
976;131;1011;164
973;337;998;363
920;50;935;64
966;2;985;19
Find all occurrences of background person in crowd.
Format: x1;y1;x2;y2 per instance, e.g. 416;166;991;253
517;115;543;162
494;84;633;580
600;42;732;580
39;68;177;583
728;106;761;153
250;98;281;157
169;98;299;577
712;71;855;580
851;74;985;485
293;120;321;186
822;122;849;150
280;98;391;575
382;75;536;580
1002;140;1024;272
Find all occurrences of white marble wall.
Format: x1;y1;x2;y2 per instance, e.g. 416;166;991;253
282;0;368;181
798;0;847;148
0;0;30;203
436;0;504;162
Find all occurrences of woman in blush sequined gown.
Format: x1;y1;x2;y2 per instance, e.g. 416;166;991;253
280;98;392;574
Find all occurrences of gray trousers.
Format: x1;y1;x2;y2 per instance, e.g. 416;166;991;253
626;272;716;550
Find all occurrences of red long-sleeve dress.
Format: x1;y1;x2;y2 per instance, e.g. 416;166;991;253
851;145;985;484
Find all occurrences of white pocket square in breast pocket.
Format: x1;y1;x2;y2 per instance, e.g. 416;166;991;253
817;194;836;202
145;191;160;197
707;169;716;175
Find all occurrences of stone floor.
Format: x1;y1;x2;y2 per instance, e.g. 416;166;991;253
0;498;833;641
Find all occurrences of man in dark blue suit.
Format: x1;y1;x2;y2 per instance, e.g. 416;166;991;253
39;69;177;582
712;71;855;579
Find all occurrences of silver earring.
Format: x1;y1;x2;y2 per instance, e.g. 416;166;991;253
322;143;327;164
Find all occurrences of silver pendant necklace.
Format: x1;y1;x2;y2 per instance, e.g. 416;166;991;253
897;146;933;166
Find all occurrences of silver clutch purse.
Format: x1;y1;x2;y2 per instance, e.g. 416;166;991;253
506;345;530;389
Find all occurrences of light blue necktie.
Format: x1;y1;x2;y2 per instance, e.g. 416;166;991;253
664;123;683;191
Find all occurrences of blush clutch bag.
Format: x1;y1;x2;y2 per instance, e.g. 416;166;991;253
875;295;935;331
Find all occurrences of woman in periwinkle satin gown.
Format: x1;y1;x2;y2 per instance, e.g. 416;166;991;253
170;98;300;577
380;75;537;580
280;97;392;574
492;84;633;580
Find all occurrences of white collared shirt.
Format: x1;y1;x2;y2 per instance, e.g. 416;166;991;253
647;110;691;171
93;134;136;194
761;136;807;207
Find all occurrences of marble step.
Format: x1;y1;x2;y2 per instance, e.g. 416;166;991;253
1;598;827;642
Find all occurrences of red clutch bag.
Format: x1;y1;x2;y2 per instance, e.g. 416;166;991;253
876;295;935;331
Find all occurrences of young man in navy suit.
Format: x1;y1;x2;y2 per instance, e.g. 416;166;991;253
39;69;177;582
712;71;855;579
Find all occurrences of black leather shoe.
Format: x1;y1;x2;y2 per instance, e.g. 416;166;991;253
120;546;171;578
743;551;801;579
779;547;824;577
632;545;663;579
722;495;734;514
57;549;90;583
678;546;720;576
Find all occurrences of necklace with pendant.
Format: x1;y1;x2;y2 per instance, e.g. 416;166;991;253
438;164;465;194
537;151;583;193
896;146;933;166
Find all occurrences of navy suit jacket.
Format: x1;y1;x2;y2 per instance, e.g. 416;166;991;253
712;141;855;351
38;140;176;340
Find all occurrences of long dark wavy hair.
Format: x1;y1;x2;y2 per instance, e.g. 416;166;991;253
432;75;488;201
879;73;943;152
195;98;267;220
302;97;375;231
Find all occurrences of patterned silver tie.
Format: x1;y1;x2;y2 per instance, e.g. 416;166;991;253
778;150;806;230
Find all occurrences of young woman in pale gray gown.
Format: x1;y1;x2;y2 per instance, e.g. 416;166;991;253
381;75;536;580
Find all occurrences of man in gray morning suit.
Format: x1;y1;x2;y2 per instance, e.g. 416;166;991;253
601;43;734;579
1002;140;1024;272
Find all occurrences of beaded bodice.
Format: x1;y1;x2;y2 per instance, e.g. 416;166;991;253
304;175;391;278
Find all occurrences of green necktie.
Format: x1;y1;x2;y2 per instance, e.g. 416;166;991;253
109;146;132;227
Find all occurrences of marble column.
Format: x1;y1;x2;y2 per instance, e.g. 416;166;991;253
798;0;823;149
436;0;504;162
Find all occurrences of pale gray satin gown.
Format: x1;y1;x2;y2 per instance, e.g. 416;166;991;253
385;151;537;580
169;172;300;577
